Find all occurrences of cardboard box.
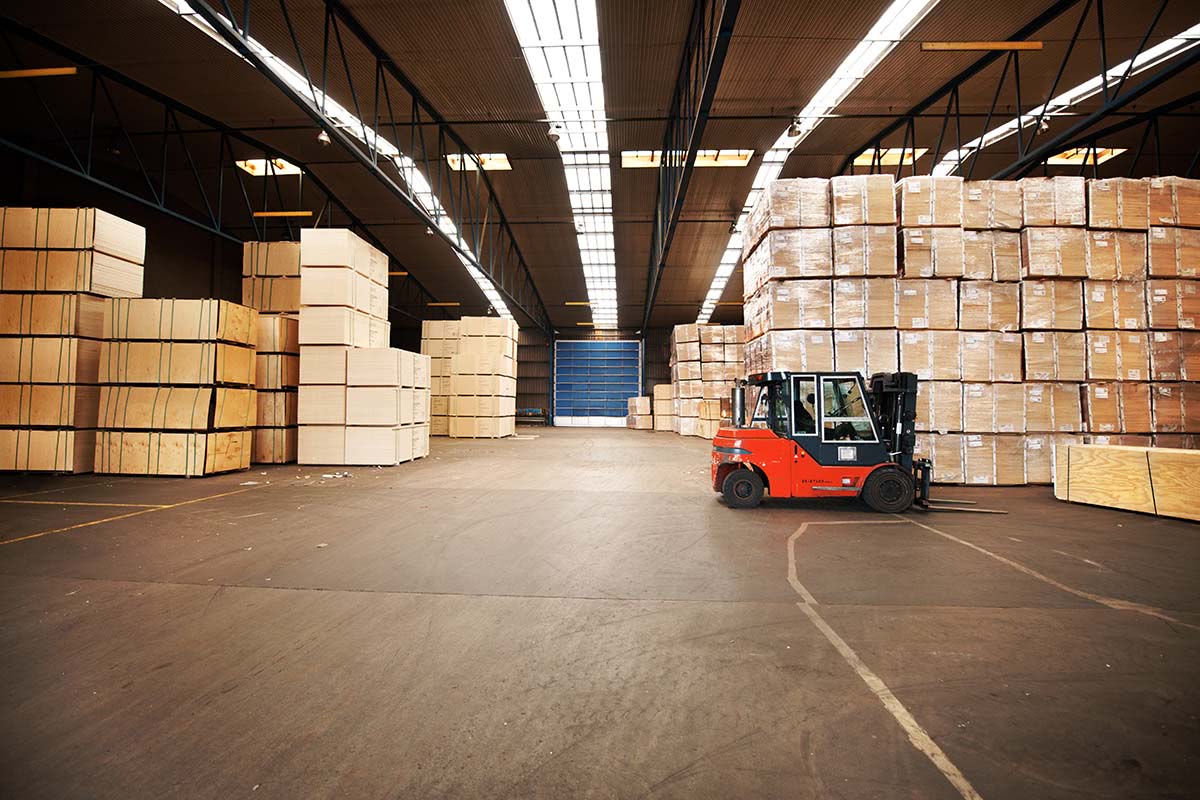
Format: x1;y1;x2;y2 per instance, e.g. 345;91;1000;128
1024;383;1083;432
1146;279;1200;329
298;385;345;425
963;434;1026;485
103;298;255;344
832;278;897;328
1087;178;1149;230
899;331;961;380
251;426;298;464
1147;176;1200;227
256;315;300;354
744;330;834;372
0;336;99;383
831;175;896;225
832;225;897;276
0;207;145;264
243;241;301;277
896;279;957;329
1083;281;1147;330
962;181;1022;230
962;383;1025;433
896;175;963;227
744;279;831;335
1021;228;1088;277
1023;331;1086;381
742;228;833;292
743;178;831;257
1147;227;1200;278
242;276;301;313
915;381;962;433
1021;280;1083;329
255;353;300;390
832;330;899;376
98;341;254;386
962;230;1021;281
0;248;143;297
900;228;965;278
914;433;964;483
960;331;1022;382
1149;330;1198;380
958;281;1020;331
1020;176;1086;226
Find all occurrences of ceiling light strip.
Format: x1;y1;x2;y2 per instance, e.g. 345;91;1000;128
157;0;514;320
504;0;619;329
932;22;1200;175
696;0;940;323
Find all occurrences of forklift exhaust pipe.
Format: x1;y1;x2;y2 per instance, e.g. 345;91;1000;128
731;383;746;428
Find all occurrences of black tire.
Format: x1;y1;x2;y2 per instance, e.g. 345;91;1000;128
722;468;764;509
861;466;915;513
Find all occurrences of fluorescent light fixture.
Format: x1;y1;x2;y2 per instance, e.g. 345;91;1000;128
235;157;302;176
504;0;619;329
621;149;755;168
696;0;940;323
446;153;513;171
933;21;1200;175
852;147;928;167
921;41;1042;51
157;0;516;322
1047;147;1127;166
0;67;78;79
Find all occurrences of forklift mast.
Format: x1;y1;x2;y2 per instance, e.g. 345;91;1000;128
866;371;919;470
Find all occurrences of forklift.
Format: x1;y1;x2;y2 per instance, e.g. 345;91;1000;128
712;371;937;513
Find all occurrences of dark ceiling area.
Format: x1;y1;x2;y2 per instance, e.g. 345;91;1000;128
0;0;1197;332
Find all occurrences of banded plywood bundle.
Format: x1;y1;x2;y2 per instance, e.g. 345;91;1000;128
1055;443;1200;522
962;181;1022;230
1021;280;1083;330
832;330;898;377
1020;177;1087;227
421;318;462;434
95;298;257;476
671;323;743;438
1083;382;1152;433
960;332;1022;383
963;434;1027;485
1148;331;1199;381
962;230;1021;281
741;229;832;292
899;228;965;278
831;175;897;226
652;383;674;431
1087;178;1149;230
448;317;519;439
1023;331;1087;381
832;278;897;329
1149;383;1200;433
0;207;145;473
895;176;964;228
744;279;831;336
958;281;1019;332
298;228;390;349
962;383;1026;433
252;314;299;463
1147;227;1200;278
899;331;961;380
832;225;897;276
914;381;962;433
1020;228;1088;277
1085;331;1149;382
626;396;652;431
745;330;834;373
1023;383;1083;433
1083;281;1148;330
1085;231;1147;280
1147;177;1200;227
896;279;958;329
742;178;831;259
914;433;965;483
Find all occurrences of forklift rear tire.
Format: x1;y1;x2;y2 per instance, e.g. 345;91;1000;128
861;466;915;514
722;468;764;509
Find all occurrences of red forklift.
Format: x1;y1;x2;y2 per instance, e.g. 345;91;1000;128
712;371;934;513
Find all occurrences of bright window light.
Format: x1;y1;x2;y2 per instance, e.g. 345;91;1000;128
621;149;755;168
504;0;619;329
932;22;1200;175
157;0;515;321
696;0;939;323
851;147;928;167
1046;147;1127;166
446;153;513;171
235;157;302;176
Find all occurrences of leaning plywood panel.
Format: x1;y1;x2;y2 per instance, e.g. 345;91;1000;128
96;386;255;430
1054;444;1156;514
1147;448;1200;521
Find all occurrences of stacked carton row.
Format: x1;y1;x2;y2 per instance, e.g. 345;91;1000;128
626;395;652;430
739;174;1199;484
297;229;431;465
242;241;302;463
422;317;519;438
0;208;145;472
94;299;257;476
667;323;745;438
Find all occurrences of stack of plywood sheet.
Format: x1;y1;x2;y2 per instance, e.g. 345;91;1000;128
0;207;145;472
1054;442;1198;521
448;317;518;438
241;241;301;463
625;395;652;430
669;323;744;438
420;319;460;436
94;298;256;476
651;383;674;431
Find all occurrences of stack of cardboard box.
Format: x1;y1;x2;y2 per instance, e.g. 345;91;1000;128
241;241;301;463
626;395;652;430
0;207;145;472
668;322;744;438
448;317;518;438
94;299;257;476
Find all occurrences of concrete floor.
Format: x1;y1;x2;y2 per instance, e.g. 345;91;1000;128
0;428;1197;799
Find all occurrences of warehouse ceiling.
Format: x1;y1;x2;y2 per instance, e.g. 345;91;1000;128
1;0;1198;331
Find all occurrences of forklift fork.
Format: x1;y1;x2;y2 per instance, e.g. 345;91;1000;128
911;458;1008;514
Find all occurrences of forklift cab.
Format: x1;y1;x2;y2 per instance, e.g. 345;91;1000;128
713;371;927;513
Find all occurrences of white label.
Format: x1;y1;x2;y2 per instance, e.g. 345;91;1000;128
1155;332;1170;341
1123;318;1139;329
1032;332;1046;342
1029;440;1043;450
1096;387;1109;398
918;214;932;225
912;318;927;327
1033;285;1047;295
1152;227;1166;239
838;446;856;461
810;335;824;343
1127;369;1141;380
903;288;918;295
908;183;921;193
1096;239;1109;247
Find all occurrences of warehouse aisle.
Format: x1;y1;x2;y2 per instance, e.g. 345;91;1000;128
1;429;1197;799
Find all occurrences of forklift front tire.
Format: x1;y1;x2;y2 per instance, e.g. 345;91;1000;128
861;466;915;514
722;468;764;509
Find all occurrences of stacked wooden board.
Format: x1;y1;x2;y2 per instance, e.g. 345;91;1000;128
95;298;257;476
422;316;519;438
665;323;745;438
737;174;1200;485
0;207;145;472
651;384;674;431
242;241;301;462
297;228;431;465
1054;443;1198;521
626;395;652;430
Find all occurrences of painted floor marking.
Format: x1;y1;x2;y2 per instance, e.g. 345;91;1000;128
787;520;985;800
1;486;262;546
0;499;165;509
905;516;1200;633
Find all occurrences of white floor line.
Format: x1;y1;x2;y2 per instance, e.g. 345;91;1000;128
787;520;985;800
905;516;1200;633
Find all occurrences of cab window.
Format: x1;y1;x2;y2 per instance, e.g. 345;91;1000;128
821;377;876;442
791;376;816;435
768;383;790;438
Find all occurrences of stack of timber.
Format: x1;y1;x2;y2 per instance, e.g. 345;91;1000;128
668;323;745;438
0;207;145;472
242;241;301;462
448;317;518;438
95;298;257;476
421;319;459;436
651;384;674;431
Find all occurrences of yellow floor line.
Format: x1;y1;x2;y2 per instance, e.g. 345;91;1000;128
0;486;262;546
0;499;166;508
0;479;123;501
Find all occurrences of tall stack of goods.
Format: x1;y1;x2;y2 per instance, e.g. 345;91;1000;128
0;207;145;472
626;395;652;430
652;384;674;431
297;228;431;465
420;319;459;436
95;299;257;476
242;241;300;462
668;322;745;438
449;317;518;438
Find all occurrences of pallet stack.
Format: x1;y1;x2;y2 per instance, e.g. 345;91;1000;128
651;384;674;431
242;241;301;463
448;317;518;438
297;228;432;465
0;207;145;472
626;395;652;430
668;322;744;438
95;299;257;476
